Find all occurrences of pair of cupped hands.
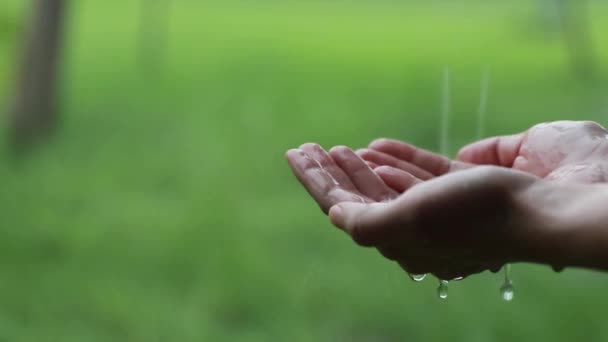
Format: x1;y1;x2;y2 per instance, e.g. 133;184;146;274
286;121;608;279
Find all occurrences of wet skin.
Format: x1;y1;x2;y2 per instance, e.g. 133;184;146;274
286;121;608;279
359;120;608;189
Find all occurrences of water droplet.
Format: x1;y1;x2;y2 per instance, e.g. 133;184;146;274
437;280;449;299
500;263;514;301
500;281;514;301
451;276;464;281
409;274;427;282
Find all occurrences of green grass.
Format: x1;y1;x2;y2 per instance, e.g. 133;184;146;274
1;0;608;340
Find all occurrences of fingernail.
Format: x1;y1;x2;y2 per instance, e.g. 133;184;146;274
329;205;344;228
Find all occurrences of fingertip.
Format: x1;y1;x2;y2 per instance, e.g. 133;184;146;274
355;148;366;154
329;145;350;154
299;142;321;151
368;138;391;149
356;148;372;158
455;145;472;162
329;145;353;159
373;165;397;173
285;148;302;160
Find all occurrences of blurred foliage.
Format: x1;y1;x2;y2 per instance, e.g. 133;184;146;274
0;1;24;42
0;0;607;341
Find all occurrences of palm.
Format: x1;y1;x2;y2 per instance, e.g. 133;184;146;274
506;121;608;182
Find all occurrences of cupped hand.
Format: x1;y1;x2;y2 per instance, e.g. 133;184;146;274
359;121;608;190
286;143;546;279
329;167;547;280
285;143;406;213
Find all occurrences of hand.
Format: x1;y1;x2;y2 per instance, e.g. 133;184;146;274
287;144;544;279
328;169;608;277
286;143;404;214
330;167;543;279
287;143;540;279
458;121;608;183
359;121;608;191
286;142;608;277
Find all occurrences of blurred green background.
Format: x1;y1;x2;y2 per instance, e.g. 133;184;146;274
1;0;608;340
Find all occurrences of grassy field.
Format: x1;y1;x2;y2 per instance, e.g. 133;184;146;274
1;0;608;340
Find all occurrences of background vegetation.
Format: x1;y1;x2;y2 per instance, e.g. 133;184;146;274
1;0;607;340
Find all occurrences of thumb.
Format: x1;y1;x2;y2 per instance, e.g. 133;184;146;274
329;202;405;247
456;133;524;167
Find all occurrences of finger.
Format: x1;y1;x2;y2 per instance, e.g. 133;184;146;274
366;161;379;169
357;148;434;180
329;146;398;201
300;143;358;191
456;133;524;167
368;138;452;176
374;166;423;193
286;149;368;213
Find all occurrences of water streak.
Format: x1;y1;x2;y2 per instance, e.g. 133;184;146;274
477;67;490;140
440;67;450;156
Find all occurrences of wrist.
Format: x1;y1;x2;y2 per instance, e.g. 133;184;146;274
513;181;608;270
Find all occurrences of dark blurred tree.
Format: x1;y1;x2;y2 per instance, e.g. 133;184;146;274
8;0;66;148
138;0;171;72
556;0;596;79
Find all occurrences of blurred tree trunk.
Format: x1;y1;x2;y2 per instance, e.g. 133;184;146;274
556;0;595;79
138;0;171;72
8;0;66;148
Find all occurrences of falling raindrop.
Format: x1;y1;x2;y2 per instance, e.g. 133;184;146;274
500;281;514;301
440;67;450;156
500;264;514;302
437;279;449;299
